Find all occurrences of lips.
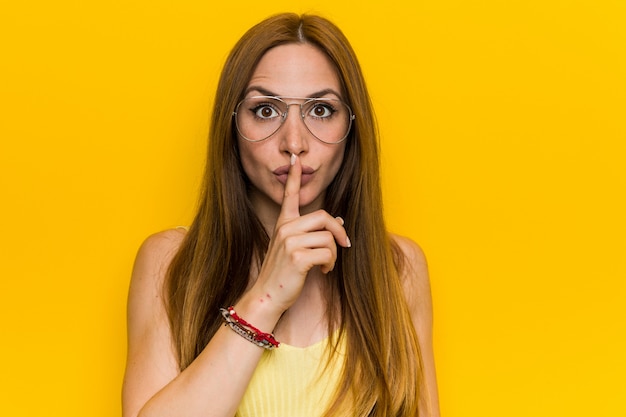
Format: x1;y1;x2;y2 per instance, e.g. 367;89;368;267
273;164;316;186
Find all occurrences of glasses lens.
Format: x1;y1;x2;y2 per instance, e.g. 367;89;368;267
234;96;353;143
235;97;286;142
301;98;352;144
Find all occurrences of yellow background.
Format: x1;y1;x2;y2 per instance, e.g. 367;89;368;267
1;1;624;416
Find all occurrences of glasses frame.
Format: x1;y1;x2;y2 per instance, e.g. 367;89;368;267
233;95;356;144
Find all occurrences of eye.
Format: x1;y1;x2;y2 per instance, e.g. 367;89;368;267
308;102;334;119
252;104;280;120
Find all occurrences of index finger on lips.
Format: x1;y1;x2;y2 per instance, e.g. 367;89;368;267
278;153;301;221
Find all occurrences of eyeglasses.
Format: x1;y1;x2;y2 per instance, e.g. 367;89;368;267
233;96;355;144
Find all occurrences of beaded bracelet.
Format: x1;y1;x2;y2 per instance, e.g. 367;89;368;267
219;306;280;349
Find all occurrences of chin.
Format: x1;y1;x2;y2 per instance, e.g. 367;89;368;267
299;192;326;212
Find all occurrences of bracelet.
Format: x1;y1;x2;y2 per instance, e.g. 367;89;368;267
220;306;280;349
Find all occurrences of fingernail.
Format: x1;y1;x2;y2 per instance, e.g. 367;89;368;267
346;237;351;248
290;153;297;166
335;216;344;226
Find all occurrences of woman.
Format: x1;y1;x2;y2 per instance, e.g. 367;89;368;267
123;13;439;417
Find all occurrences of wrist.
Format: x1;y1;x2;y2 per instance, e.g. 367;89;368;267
233;291;284;334
220;307;280;349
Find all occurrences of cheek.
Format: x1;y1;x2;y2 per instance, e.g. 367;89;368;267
238;150;254;178
238;142;263;177
327;146;346;179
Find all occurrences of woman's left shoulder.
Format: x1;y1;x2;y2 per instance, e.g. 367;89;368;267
389;234;432;316
390;234;440;415
390;234;428;282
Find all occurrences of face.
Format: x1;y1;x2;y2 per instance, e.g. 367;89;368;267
237;43;347;219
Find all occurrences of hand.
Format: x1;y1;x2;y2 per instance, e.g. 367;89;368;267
252;154;351;313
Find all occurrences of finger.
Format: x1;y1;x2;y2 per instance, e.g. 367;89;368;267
292;247;336;275
283;210;351;248
278;153;301;221
284;230;337;259
300;231;338;273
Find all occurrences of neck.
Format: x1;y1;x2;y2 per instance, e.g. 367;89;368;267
272;267;332;347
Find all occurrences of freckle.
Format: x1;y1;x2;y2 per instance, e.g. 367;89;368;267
279;284;284;289
259;298;264;303
266;293;272;299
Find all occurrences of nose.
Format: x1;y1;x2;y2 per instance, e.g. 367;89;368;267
279;103;309;155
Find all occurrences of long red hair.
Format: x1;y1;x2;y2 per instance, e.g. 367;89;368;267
165;13;423;416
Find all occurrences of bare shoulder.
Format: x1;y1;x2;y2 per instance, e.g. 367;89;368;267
389;234;440;415
127;228;188;324
133;227;185;285
389;233;433;330
134;228;187;275
391;234;428;275
123;228;187;415
127;227;187;332
390;234;429;293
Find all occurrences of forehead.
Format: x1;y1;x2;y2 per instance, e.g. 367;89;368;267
246;43;342;98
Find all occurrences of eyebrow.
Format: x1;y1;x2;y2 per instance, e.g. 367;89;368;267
244;86;343;100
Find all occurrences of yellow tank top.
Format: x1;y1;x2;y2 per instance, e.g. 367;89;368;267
236;334;347;417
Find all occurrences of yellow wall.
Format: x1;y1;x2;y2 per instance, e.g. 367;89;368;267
1;1;624;416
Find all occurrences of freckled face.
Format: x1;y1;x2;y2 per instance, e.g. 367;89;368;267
237;43;347;217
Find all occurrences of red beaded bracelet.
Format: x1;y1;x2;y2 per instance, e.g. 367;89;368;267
220;306;280;349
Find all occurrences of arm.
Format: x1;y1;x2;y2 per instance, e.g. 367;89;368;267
122;229;277;417
122;156;350;417
122;229;181;417
393;235;441;417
